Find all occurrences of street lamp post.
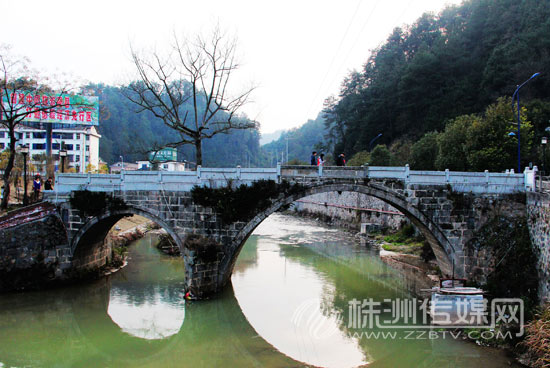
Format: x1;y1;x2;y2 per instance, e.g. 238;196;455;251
59;149;67;173
369;133;383;151
19;145;29;206
512;72;540;172
285;136;297;164
542;137;548;175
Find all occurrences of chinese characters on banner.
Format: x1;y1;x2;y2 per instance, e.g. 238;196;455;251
1;91;99;125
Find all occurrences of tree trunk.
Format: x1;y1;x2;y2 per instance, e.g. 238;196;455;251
195;139;203;167
1;140;16;209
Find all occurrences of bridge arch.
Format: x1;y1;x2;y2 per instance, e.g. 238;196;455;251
225;183;456;280
70;205;184;269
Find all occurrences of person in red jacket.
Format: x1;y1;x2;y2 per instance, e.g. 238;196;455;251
317;153;325;166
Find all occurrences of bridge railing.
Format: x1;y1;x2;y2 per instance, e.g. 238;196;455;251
280;165;532;193
49;167;279;195
47;164;536;197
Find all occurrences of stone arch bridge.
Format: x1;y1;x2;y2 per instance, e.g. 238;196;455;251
41;165;534;298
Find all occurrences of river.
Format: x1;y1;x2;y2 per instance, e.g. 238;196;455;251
0;213;520;367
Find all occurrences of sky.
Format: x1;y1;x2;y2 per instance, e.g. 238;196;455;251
0;0;463;134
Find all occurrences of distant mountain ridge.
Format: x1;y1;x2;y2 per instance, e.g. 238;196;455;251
259;130;284;145
261;113;327;165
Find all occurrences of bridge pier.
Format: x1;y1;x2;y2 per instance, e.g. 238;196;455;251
183;247;227;298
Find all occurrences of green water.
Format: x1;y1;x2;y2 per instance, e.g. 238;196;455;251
0;214;520;367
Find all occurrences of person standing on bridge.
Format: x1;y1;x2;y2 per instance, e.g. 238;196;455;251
310;151;317;165
317;153;325;166
32;175;41;202
44;177;53;191
336;153;346;166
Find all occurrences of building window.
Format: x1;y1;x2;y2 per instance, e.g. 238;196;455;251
52;133;62;139
163;164;168;169
76;144;80;150
76;155;80;162
0;143;4;149
0;132;4;138
65;144;73;151
25;133;30;139
85;156;89;162
85;135;89;141
52;143;60;150
86;145;89;151
76;134;80;140
32;143;45;150
33;132;46;139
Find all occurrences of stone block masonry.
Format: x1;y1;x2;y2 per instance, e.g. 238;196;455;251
290;191;406;231
527;192;550;302
0;203;71;291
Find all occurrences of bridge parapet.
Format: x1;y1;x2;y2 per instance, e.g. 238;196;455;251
46;165;536;198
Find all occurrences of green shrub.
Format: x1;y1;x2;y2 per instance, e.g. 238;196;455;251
191;179;304;223
480;216;539;313
185;234;221;262
70;190;128;218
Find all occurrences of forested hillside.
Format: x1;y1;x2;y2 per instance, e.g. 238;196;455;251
325;0;550;171
86;84;262;167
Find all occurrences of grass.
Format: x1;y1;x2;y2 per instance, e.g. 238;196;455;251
381;241;424;255
522;303;550;367
375;224;426;256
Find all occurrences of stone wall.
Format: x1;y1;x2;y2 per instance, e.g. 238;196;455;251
72;234;113;270
290;191;406;232
0;206;71;291
527;192;550;302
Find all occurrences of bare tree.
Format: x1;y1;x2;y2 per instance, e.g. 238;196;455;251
126;26;256;166
0;45;90;208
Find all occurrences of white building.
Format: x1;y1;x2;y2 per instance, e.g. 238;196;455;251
0;124;101;173
136;160;186;171
110;162;139;173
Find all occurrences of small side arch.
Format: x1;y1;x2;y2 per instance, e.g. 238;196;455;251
225;183;456;280
70;205;184;268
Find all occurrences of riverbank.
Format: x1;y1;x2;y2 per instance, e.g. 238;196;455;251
102;215;156;274
284;209;439;288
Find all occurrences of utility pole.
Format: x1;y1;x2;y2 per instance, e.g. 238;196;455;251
285;136;296;163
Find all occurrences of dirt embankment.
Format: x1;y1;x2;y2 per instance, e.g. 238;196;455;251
103;215;156;272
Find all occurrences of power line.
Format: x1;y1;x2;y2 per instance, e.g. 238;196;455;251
324;0;384;97
303;0;363;121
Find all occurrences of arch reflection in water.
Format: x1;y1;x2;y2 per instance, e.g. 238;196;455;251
108;287;185;340
107;234;186;340
233;215;370;367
